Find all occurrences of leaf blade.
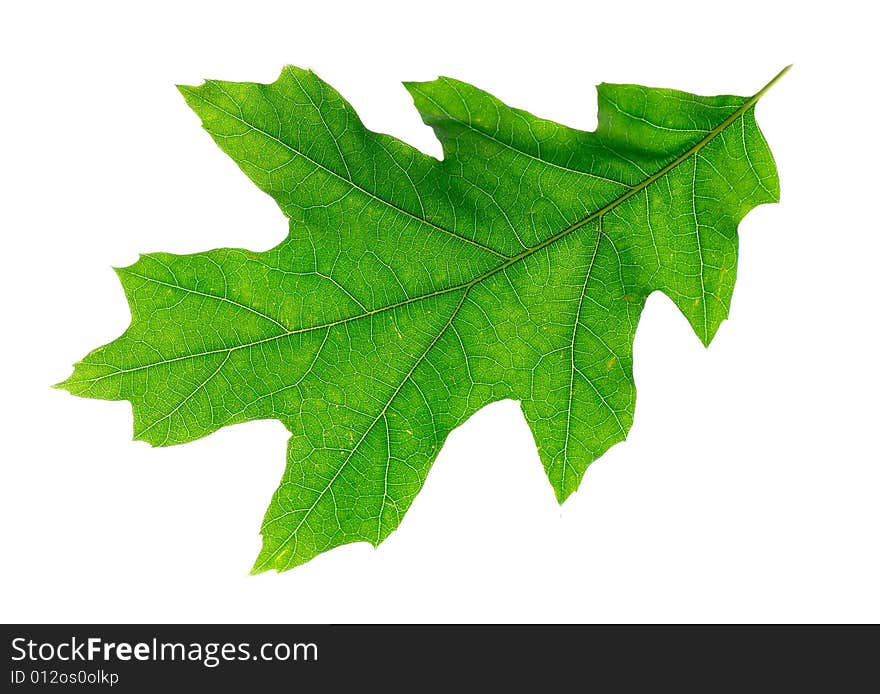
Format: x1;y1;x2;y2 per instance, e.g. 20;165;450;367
59;67;785;570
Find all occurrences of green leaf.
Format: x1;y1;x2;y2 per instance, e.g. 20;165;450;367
57;66;785;572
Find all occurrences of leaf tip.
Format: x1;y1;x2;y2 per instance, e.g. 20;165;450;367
131;432;157;448
111;259;135;277
280;64;310;78
595;81;616;97
401;79;427;100
52;377;71;392
250;551;292;575
554;486;573;506
175;83;196;98
699;318;724;348
53;362;87;394
175;83;207;113
251;537;286;575
249;561;270;577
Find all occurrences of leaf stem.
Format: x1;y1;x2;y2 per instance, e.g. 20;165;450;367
753;65;792;101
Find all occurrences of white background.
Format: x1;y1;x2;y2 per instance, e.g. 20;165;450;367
1;1;877;623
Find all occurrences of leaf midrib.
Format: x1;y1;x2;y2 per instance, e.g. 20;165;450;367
73;74;780;387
